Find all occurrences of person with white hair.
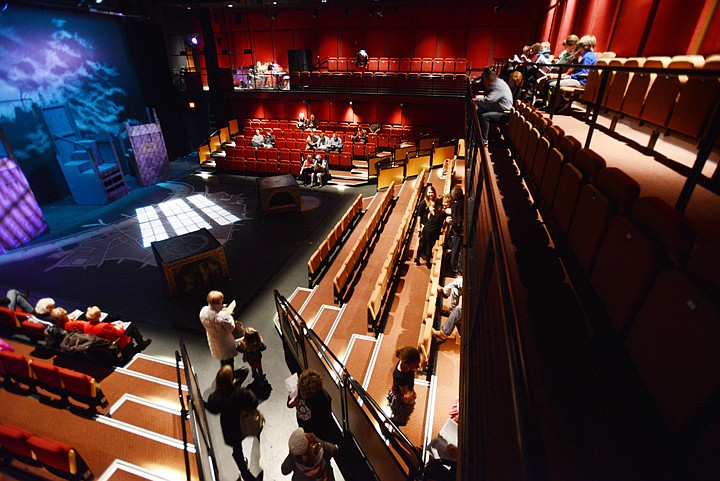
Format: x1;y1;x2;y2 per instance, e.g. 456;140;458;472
200;290;242;368
281;427;338;480
34;297;56;322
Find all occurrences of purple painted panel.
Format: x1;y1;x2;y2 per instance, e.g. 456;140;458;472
126;123;172;187
0;157;48;253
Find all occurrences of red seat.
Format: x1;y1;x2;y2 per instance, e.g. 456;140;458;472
275;139;286;150
58;367;108;410
443;58;455;73
557;135;582;165
327;57;337;71
0;350;33;388
340;152;352;168
432;58;444;72
337;57;348;71
0;306;20;330
378;57;389;71
290;149;302;164
539;148;565;207
418;58;430;72
388;58;400;72
377;134;389;148
26;435;93;480
328;151;340;167
455;58;467;73
0;424;38;466
31;361;64;396
353;143;365;159
367;57;378;71
399;58;411;72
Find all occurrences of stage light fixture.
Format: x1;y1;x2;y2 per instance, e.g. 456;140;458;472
95;0;102;4
227;3;234;7
189;34;199;46
188;102;196;108
0;3;7;12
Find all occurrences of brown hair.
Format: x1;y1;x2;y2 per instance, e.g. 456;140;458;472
298;369;323;398
509;71;524;88
207;290;224;305
214;365;234;394
563;34;579;47
240;327;263;352
395;346;421;364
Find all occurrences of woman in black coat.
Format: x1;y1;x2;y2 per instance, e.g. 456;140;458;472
415;198;443;267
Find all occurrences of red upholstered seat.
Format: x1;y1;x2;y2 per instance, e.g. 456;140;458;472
557;135;582;165
0;350;33;387
378;57;389;71
455;58;467;73
26;435;92;480
0;306;20;330
337;57;348;71
353;143;365;159
420;58;432;72
31;361;63;395
443;58;455;73
327;57;337;71
389;57;400;72
539;147;565;207
432;58;444;72
58;367;108;410
340;152;352;168
367;57;378;71
626;270;720;436
399;58;411;72
0;424;38;465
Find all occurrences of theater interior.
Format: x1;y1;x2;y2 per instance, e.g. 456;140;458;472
1;1;720;481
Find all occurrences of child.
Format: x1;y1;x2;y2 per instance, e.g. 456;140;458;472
237;328;267;384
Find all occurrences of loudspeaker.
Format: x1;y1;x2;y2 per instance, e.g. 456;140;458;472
288;49;313;72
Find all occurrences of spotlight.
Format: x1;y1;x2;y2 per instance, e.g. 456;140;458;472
228;3;234;7
95;0;102;4
349;101;353;106
188;102;196;109
187;34;199;47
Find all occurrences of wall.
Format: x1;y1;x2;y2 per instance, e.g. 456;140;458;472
0;6;147;204
540;0;720;57
197;0;541;75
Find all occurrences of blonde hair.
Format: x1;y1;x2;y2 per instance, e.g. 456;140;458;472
207;290;224;305
50;307;67;324
86;306;102;322
509;71;524;88
35;298;55;315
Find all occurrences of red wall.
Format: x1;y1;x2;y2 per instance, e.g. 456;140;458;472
206;0;542;74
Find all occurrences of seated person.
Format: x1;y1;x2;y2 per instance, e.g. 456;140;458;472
263;130;276;148
305;132;319;151
474;69;513;146
438;276;463;311
34;298;56;323
307;114;318;131
50;307;88;332
315;131;330;151
81;306;152;350
1;289;33;314
249;129;264;148
432;303;461;342
351;127;368;143
299;155;314;185
355;49;368;69
311;155;329;187
369;123;381;134
297;113;308;130
327;133;343;152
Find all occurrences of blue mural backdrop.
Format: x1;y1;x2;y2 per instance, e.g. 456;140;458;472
0;6;145;203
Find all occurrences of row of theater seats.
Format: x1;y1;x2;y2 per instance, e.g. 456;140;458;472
509;102;720;458
333;182;396;304
213;147;371;176
0;349;109;412
0;423;92;481
567;54;720;149
368;170;426;331
241;118;418;138
289;71;467;96
326;57;468;74
240;129;404;148
308;194;364;287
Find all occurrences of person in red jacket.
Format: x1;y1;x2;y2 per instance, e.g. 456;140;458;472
81;306;151;350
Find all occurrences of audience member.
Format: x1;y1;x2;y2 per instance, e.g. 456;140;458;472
263;130;276;148
307;114;318;131
311;155;329;187
287;369;337;443
438;276;463;311
82;306;151;350
556;35;579;65
205;365;262;481
297;112;308;130
300;155;315;185
315;131;330;151
281;428;338;481
387;346;421;427
415;198;443;267
432;304;462;342
200;290;242;368
2;289;33;314
250;129;264;148
34;298;56;323
327;133;342;152
237;327;267;385
508;70;524;102
351;126;366;143
474;69;513;146
305;131;319;151
546;36;597;88
49;307;88;332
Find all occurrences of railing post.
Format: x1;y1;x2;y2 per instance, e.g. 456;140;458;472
676;104;720;211
585;68;611;149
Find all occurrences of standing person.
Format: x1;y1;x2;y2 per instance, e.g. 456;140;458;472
387;346;421;427
200;290;242;368
415;184;438;232
445;187;464;276
281;428;339;481
287;369;337;443
474;69;513;146
415;198;443;268
237;327;267;385
205;365;262;481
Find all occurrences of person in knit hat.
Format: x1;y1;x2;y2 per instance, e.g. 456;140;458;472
281;428;339;480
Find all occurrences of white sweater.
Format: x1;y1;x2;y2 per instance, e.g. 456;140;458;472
199;305;241;361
